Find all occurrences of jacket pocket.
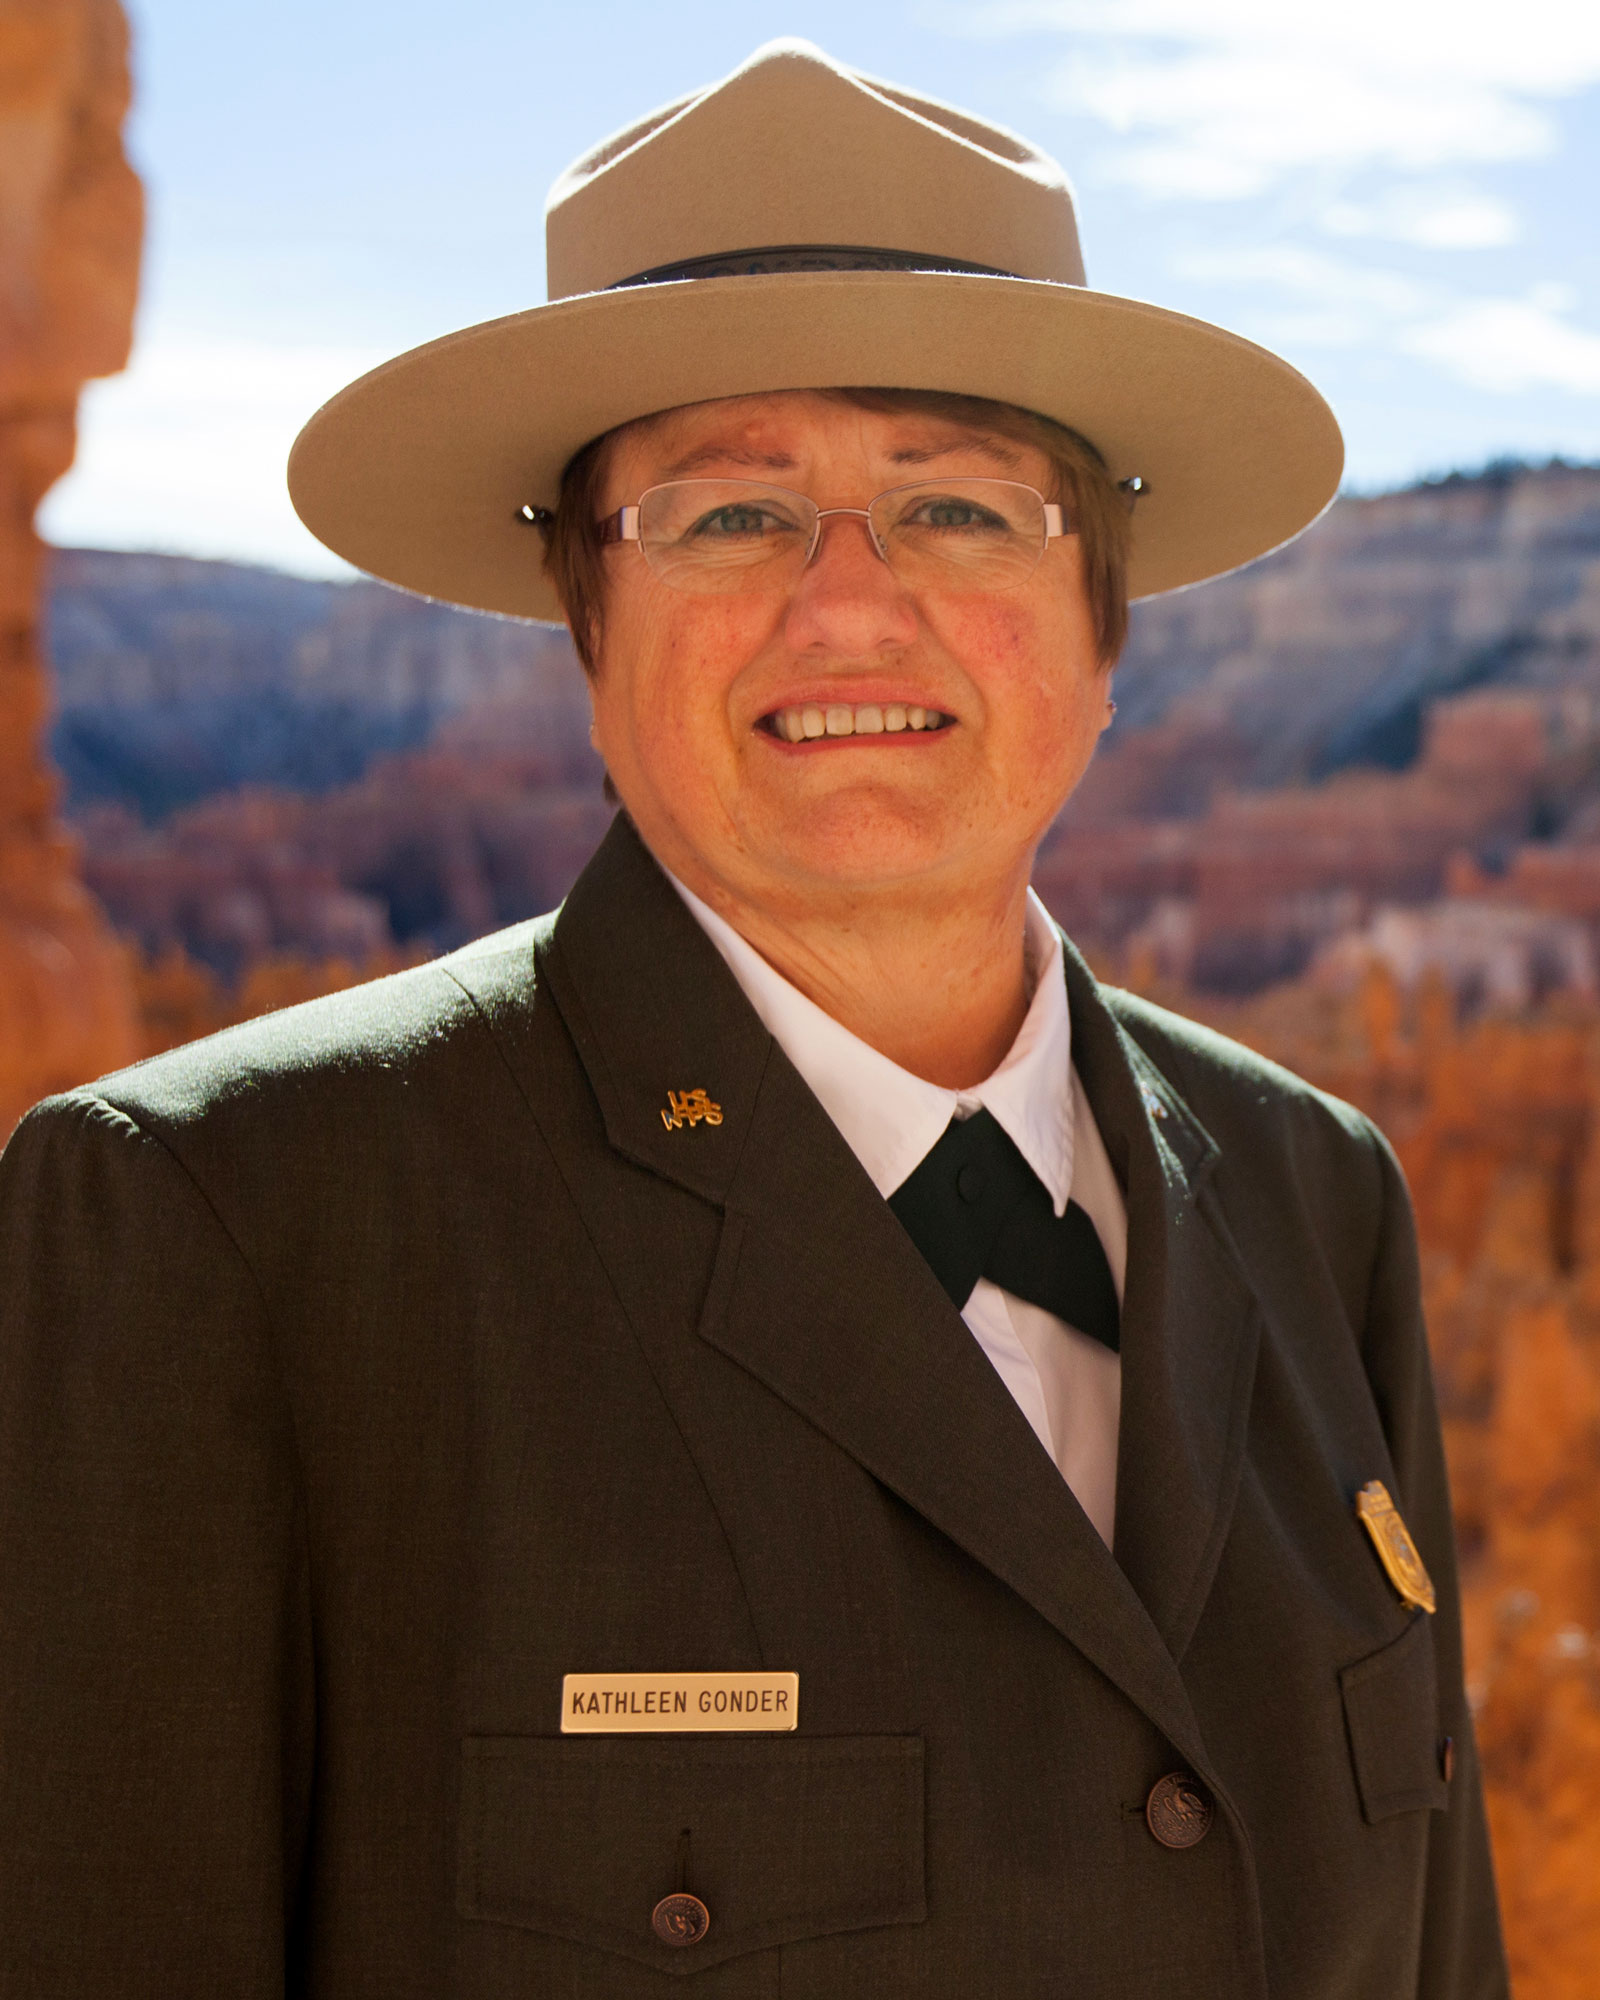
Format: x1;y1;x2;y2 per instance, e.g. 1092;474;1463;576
457;1733;925;1975
1339;1613;1450;1824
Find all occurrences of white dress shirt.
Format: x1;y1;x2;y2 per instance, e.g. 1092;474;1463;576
671;878;1128;1546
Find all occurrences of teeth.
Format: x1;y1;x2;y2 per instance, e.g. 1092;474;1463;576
770;702;946;742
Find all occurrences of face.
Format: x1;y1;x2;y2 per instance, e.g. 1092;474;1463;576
586;390;1114;923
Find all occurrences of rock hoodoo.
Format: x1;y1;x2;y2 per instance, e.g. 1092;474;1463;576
0;0;141;1127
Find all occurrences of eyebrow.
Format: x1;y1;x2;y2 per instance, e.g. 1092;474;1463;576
659;443;800;477
888;433;1023;469
655;430;1025;480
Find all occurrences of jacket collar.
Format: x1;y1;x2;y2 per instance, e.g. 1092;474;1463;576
502;816;1261;1737
673;872;1078;1211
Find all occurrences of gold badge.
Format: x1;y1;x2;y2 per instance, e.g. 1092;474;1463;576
661;1088;723;1131
561;1670;798;1733
1355;1480;1436;1615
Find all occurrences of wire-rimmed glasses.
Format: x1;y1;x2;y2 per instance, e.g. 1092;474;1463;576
598;478;1069;596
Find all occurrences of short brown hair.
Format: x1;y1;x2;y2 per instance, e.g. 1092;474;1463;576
540;388;1132;674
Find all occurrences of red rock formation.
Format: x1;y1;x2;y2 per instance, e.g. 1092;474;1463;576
1035;689;1593;989
0;0;141;1129
78;743;614;980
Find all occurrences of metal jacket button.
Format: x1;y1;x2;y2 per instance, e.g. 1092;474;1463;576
1146;1771;1213;1849
652;1893;711;1946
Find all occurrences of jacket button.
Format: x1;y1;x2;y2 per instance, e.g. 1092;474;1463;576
1146;1771;1213;1849
652;1893;711;1946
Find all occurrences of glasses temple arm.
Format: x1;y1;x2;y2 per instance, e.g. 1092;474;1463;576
599;505;641;545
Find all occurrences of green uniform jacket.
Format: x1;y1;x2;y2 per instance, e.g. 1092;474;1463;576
0;814;1507;1999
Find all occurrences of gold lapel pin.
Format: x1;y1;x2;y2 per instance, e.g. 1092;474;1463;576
1355;1480;1436;1615
662;1088;723;1132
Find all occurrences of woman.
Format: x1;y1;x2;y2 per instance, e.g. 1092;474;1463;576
0;38;1504;1999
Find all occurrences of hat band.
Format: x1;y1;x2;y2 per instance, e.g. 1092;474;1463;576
610;243;1018;288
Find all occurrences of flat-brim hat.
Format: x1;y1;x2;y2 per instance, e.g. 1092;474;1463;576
288;37;1343;622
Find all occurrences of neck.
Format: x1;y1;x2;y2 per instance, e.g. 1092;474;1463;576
668;851;1037;1091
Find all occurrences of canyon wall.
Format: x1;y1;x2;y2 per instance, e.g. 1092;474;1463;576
48;547;585;814
47;463;1600;998
0;0;140;1127
1110;462;1600;780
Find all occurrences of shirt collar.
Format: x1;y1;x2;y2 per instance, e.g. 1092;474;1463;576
668;875;1075;1215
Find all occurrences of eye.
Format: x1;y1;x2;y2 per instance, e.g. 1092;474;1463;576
899;495;1010;533
687;503;800;540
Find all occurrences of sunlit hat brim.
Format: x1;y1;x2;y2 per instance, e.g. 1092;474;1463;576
288;269;1343;623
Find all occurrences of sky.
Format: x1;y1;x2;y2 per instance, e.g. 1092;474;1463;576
41;0;1600;580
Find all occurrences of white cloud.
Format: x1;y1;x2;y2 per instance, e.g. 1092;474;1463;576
1176;245;1432;346
39;335;385;576
1402;297;1600;395
1043;49;1547;198
1177;241;1600;397
1178;246;1428;318
1322;188;1519;251
962;0;1600;202
972;0;1600;98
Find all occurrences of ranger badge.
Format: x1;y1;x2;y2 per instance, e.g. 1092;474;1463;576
1355;1479;1437;1615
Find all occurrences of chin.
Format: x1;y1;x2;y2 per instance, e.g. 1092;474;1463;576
757;801;969;890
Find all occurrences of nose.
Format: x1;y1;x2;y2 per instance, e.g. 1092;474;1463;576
781;510;919;658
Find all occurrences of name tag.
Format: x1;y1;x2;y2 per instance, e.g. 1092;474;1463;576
560;1670;799;1733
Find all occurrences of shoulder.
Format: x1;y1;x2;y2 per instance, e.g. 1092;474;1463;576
1104;985;1375;1143
1101;984;1392;1220
23;916;556;1162
3;918;569;1305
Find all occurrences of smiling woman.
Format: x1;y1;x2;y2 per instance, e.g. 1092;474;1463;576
577;385;1118;1084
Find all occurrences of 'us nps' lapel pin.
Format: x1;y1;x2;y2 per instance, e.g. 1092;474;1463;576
1355;1480;1436;1615
662;1088;722;1131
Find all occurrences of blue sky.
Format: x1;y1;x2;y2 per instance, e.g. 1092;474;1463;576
42;0;1600;578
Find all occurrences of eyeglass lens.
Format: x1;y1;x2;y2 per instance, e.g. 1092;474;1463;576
633;478;1054;595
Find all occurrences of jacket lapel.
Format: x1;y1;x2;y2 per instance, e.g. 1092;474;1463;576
468;817;1256;1768
1064;945;1265;1663
531;820;774;1210
694;1036;1213;1764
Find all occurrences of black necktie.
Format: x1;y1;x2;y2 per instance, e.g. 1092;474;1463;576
888;1106;1120;1353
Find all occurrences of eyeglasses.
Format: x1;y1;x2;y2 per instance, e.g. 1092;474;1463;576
596;477;1069;596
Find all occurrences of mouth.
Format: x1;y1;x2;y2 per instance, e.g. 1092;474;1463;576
759;701;955;744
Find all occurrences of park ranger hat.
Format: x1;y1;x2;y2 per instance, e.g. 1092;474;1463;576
288;37;1344;623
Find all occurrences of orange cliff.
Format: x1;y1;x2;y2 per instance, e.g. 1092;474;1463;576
0;0;141;1130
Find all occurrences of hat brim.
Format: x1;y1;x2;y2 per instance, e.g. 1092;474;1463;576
288;270;1343;622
